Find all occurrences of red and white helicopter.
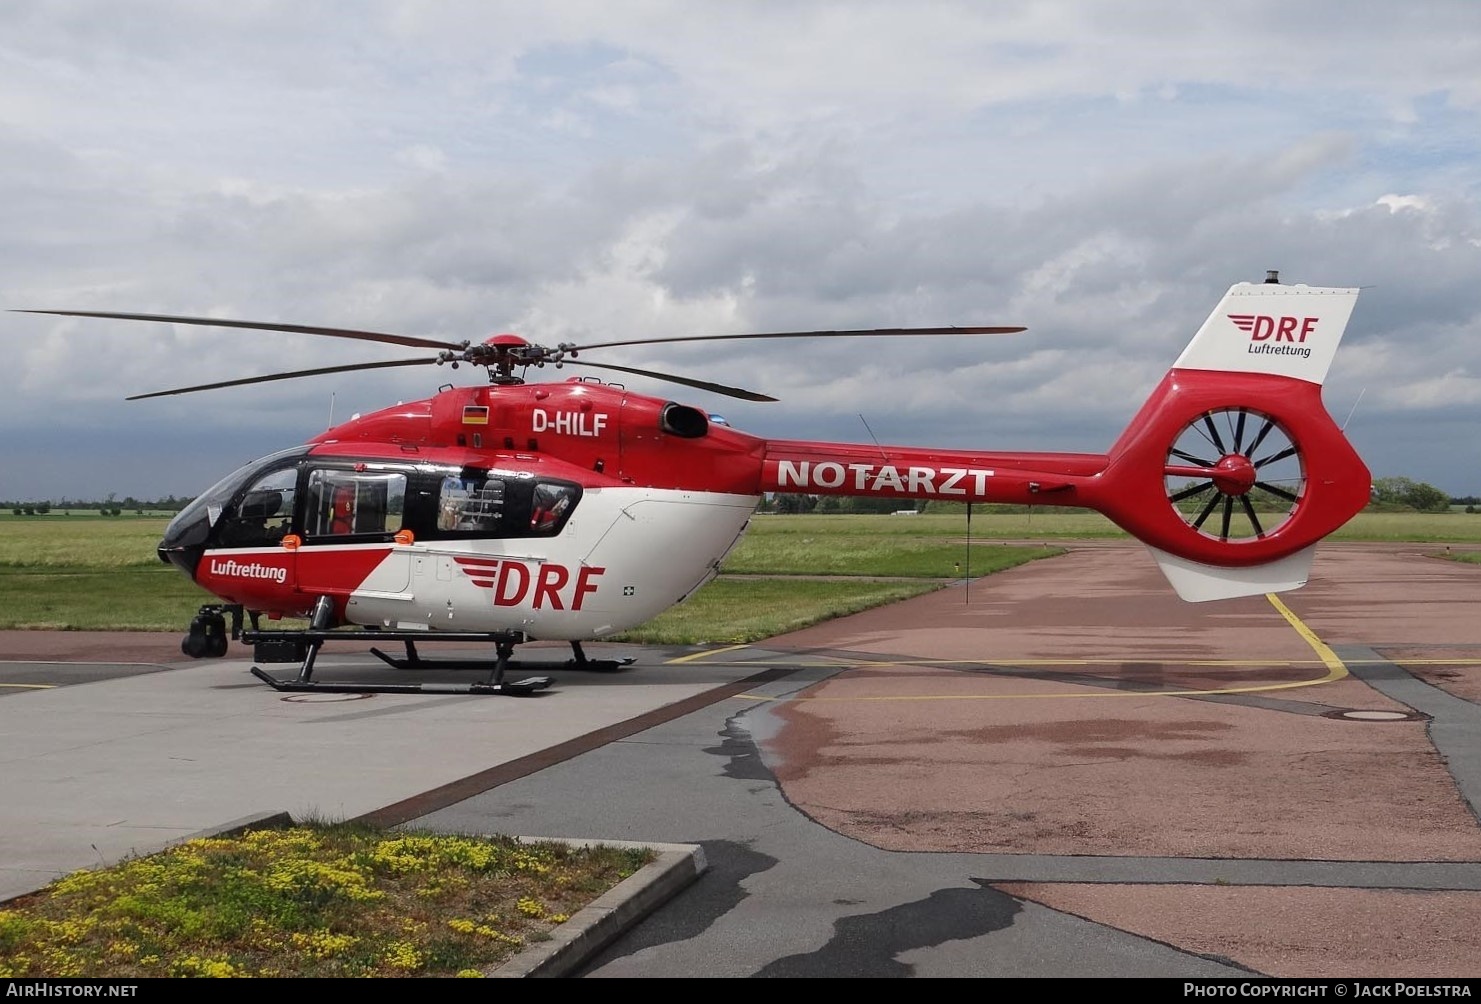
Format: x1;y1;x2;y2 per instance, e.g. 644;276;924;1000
21;272;1370;694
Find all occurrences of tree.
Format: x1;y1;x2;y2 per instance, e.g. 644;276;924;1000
771;493;817;514
840;496;904;514
1370;476;1451;513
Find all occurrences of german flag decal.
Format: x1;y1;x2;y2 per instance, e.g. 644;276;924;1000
462;405;490;425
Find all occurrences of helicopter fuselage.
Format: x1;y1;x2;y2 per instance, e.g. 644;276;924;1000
157;374;1138;639
158;379;774;639
156;374;1126;640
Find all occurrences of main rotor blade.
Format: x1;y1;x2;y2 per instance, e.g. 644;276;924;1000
16;310;463;352
125;358;438;400
572;325;1025;352
566;360;777;402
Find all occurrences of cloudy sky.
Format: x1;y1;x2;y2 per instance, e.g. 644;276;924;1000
3;1;1479;503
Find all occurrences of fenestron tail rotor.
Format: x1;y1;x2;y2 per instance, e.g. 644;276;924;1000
15;309;1026;402
1162;407;1305;542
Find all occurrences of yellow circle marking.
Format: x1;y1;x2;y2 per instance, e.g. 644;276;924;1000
679;592;1356;702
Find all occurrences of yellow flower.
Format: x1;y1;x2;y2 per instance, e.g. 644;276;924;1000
263;858;382;902
168;954;243;978
473;925;521;946
289;930;359;959
383;941;423;972
105;939;138;959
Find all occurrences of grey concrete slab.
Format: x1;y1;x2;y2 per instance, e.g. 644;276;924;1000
0;647;765;901
415;680;1250;977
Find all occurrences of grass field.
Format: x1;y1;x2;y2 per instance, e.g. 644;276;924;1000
0;512;1061;640
2;509;1477;639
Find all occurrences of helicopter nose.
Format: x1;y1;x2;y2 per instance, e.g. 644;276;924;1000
158;505;212;579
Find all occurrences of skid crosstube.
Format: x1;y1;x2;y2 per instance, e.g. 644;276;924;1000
367;638;635;673
242;618;570;696
248;665;553;696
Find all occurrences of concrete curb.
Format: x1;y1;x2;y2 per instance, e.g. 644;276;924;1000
485;838;708;978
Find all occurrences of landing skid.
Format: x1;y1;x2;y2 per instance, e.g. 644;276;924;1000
245;630;554;695
367;638;636;674
241;598;561;696
187;598;638;695
248;665;553;696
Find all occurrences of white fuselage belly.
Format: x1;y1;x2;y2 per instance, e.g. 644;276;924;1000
344;487;759;639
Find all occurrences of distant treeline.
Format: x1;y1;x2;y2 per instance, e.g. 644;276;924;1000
5;494;193;516
6;475;1476;519
765;475;1474;516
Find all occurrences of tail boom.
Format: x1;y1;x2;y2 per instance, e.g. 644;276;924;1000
759;280;1369;601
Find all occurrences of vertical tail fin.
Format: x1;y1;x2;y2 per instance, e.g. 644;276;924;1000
1094;279;1370;601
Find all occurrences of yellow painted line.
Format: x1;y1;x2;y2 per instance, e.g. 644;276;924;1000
0;683;55;690
665;644;748;665
734;592;1352;703
1263;592;1349;681
697;657;1481;668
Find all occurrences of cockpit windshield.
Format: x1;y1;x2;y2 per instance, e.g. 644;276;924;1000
164;446;308;541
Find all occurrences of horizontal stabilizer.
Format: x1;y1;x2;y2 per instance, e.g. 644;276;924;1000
1146;545;1317;602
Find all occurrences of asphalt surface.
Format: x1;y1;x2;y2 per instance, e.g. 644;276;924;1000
1;540;1478;977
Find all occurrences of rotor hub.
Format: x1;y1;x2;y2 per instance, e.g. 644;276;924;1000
1209;454;1257;496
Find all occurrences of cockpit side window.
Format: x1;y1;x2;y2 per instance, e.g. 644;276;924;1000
529;481;578;535
216;466;297;548
438;476;506;532
416;469;581;540
305;469;406;539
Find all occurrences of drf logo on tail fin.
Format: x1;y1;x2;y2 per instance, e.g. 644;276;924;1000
1228;315;1318;343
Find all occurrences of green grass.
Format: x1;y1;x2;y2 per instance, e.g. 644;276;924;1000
615;578;945;645
752;510;1125;538
3;508;1478;637
765;509;1481;542
0;821;652;979
1330;512;1481;542
723;533;1060;577
0;566;216;630
0;517;173;568
0;514;1060;637
616;544;1061;644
